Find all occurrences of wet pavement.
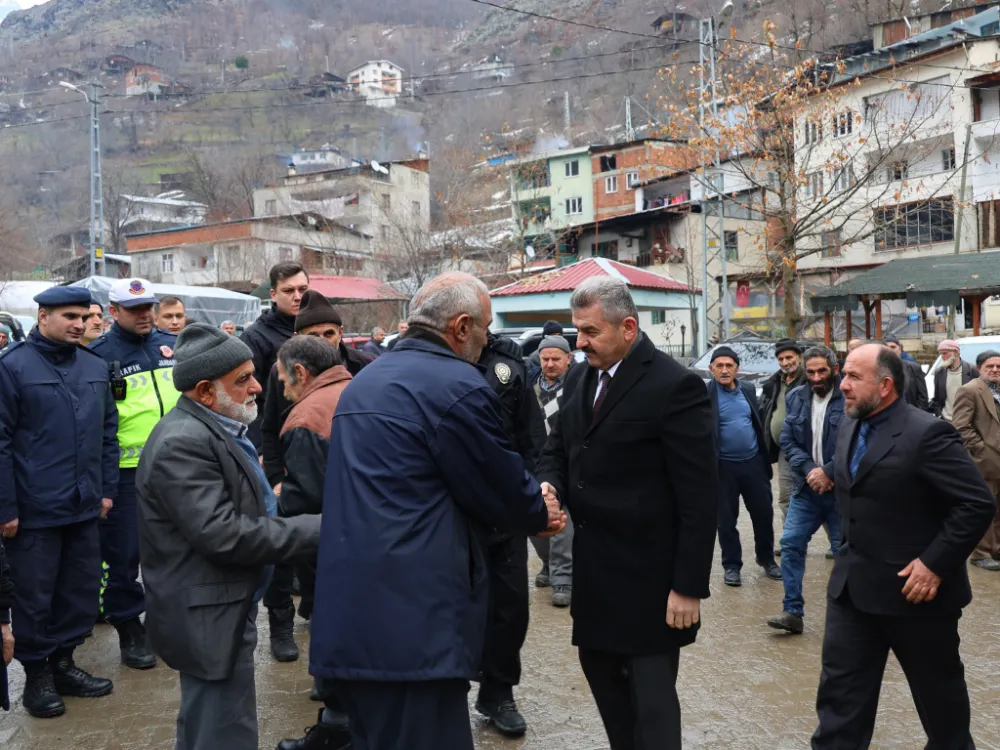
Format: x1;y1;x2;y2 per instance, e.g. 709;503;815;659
3;508;1000;749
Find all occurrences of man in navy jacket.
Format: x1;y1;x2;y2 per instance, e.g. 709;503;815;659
768;346;845;634
310;272;563;750
0;286;119;718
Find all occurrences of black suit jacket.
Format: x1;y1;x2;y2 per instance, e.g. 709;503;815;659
902;359;930;412
537;334;719;655
707;378;773;480
830;401;996;617
931;361;979;416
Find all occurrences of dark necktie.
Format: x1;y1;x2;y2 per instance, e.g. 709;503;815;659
849;422;871;478
593;371;613;416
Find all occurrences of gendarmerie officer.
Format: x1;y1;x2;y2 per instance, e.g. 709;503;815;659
89;278;180;670
0;286;120;718
475;331;536;737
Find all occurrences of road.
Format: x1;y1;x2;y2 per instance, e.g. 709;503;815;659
2;511;1000;749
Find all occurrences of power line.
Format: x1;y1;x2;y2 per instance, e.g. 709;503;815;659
466;0;662;39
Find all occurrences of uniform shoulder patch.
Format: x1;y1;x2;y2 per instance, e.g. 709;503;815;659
495;362;512;385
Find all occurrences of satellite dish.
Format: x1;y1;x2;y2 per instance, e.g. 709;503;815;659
525;245;536;258
371;160;381;171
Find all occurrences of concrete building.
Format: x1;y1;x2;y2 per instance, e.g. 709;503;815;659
125;215;374;291
252;158;430;259
590;139;696;221
346;60;404;108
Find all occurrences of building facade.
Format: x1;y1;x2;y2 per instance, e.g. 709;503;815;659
346;60;404;108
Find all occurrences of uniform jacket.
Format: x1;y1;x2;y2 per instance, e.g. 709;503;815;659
951;378;1000;494
309;331;548;682
0;331;119;529
537;334;719;655
830;401;996;617
759;368;807;462
89;323;179;469
278;366;352;517
136;397;321;682
779;380;845;494
261;343;374;486
239;308;296;448
901;359;930;412
707;378;773;480
932;361;979;417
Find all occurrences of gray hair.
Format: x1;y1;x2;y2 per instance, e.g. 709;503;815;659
371;326;384;336
278;335;341;385
569;277;638;325
408;272;489;330
220;320;234;327
801;345;836;370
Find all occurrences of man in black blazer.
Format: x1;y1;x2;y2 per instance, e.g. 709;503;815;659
707;346;782;587
538;277;718;750
812;343;996;749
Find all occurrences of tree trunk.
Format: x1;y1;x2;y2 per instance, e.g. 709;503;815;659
781;250;800;338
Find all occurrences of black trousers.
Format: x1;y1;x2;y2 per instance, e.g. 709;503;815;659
812;591;975;750
717;457;775;570
578;647;682;750
332;679;473;750
478;533;529;703
263;555;316;622
7;519;101;662
99;468;145;623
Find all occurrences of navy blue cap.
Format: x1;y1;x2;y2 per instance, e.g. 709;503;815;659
33;286;93;308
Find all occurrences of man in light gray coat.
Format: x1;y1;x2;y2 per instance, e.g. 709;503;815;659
136;323;321;750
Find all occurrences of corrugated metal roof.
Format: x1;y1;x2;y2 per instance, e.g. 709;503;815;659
303;275;408;302
490;258;697;297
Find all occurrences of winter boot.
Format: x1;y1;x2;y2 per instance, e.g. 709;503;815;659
21;660;65;719
51;650;113;698
115;617;157;669
269;606;299;662
276;708;352;750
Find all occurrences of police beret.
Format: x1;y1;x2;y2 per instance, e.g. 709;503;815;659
33;286;93;308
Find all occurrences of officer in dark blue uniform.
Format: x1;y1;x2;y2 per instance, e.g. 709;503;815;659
0;286;120;718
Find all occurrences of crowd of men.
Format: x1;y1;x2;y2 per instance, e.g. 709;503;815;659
0;263;998;750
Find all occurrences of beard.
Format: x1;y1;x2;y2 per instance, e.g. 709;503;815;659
213;381;258;425
460;338;484;364
845;392;880;420
811;377;835;397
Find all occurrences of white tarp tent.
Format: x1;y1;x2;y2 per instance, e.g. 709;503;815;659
70;277;260;327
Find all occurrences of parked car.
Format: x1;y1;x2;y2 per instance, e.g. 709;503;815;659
924;335;1000;401
0;312;28;343
689;334;818;398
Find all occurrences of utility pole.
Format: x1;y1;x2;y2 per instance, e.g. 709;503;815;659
62;80;105;277
948;122;974;336
564;91;571;136
625;96;635;142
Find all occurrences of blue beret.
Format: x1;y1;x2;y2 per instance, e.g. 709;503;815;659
33;286;93;308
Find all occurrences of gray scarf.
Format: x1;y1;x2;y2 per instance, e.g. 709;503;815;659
984;376;1000;403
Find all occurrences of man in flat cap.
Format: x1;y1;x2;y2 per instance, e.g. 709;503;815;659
707;346;781;587
137;323;321;750
0;286;119;718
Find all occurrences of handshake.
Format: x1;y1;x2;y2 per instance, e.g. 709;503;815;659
538;482;567;538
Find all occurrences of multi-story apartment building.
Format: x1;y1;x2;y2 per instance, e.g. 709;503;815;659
346;60;404;108
252;158;430;259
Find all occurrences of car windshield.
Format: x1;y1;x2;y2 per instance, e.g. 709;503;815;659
691;342;779;374
960;341;1000;364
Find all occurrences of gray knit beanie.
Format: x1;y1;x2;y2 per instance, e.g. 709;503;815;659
173;322;254;391
538;335;571;354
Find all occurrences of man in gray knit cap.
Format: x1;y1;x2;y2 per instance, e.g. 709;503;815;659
136;323;322;750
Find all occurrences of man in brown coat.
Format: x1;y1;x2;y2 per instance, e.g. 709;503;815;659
273;334;354;750
952;349;1000;571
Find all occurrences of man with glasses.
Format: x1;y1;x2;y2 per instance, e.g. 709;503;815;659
951;350;1000;571
260;290;374;663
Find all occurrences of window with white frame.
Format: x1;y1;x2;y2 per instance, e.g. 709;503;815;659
888;161;909;182
942;148;956;171
412;201;421;217
808;172;823;199
833;167;855;193
265;199;277;214
564;160;579;177
651;309;667;325
605;175;618;193
565;197;584;215
279;246;294;262
161;253;174;272
834;110;853;138
724;230;738;261
804;120;823;145
627;171;640;189
864;77;951;126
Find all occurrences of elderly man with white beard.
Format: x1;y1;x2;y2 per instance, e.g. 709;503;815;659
136;323;321;750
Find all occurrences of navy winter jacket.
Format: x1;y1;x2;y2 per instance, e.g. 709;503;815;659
0;330;119;528
779;380;845;494
309;332;549;682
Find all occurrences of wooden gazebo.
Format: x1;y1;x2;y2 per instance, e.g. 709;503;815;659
810;252;1000;348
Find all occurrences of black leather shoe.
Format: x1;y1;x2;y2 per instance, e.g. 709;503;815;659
534;566;550;588
52;655;113;698
115;617;157;670
476;699;527;737
269;608;300;662
276;709;352;750
22;663;66;718
762;563;782;580
723;568;741;587
766;611;804;634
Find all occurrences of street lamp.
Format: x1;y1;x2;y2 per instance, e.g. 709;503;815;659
681;324;687;358
62;80;105;278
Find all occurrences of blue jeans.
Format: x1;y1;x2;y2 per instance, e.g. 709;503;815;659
780;487;842;617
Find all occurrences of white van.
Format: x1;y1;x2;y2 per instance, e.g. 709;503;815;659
925;335;1000;400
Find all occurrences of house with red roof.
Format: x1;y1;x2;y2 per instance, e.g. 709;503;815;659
489;258;700;351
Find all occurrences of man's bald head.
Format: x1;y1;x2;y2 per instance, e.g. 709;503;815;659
840;343;904;419
847;338;864;352
409;272;492;363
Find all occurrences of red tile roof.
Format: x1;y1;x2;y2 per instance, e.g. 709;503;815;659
490;258;698;297
309;275;409;302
